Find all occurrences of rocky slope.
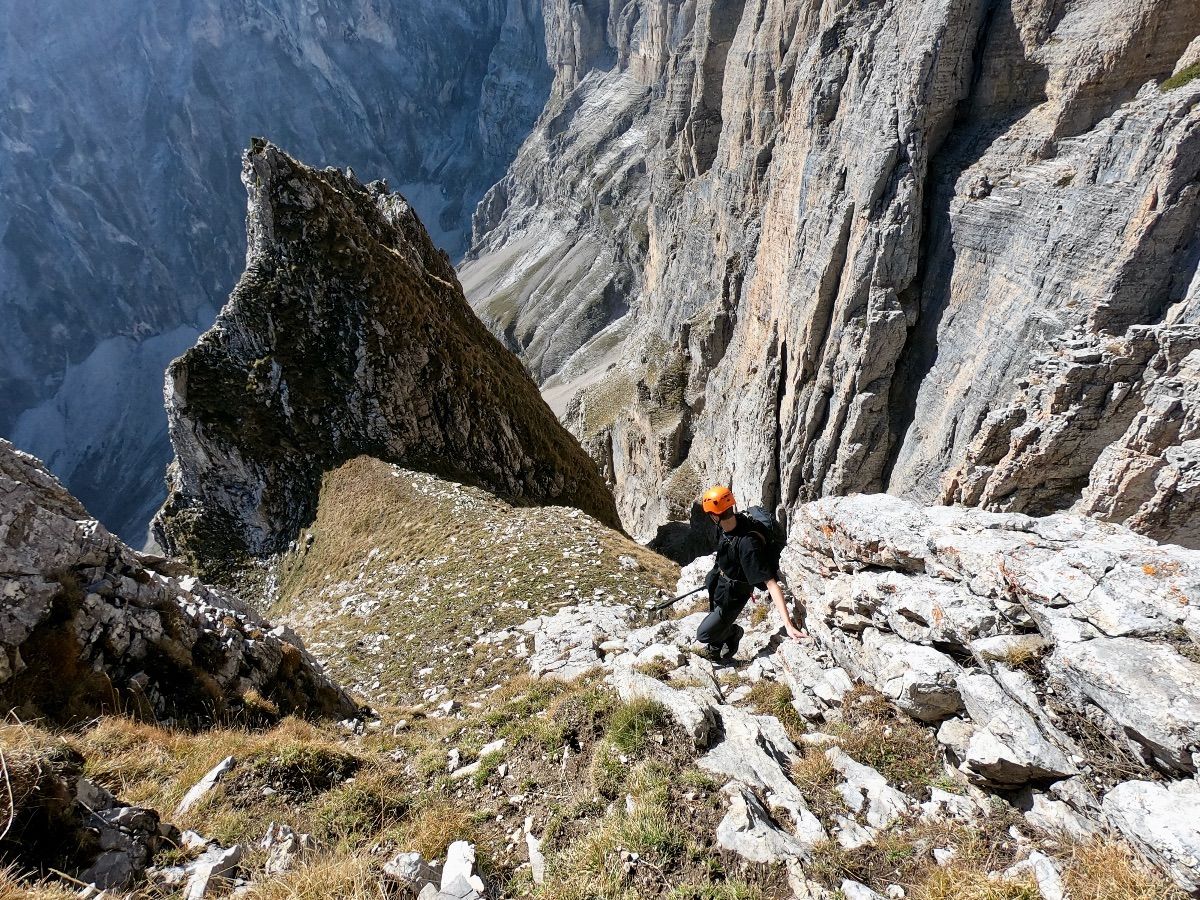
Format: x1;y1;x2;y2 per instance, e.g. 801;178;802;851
463;0;1200;546
525;493;1200;895
0;436;354;727
153;142;618;578
0;0;550;542
5;437;1195;897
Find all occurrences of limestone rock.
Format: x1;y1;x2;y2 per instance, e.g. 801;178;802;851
920;788;980;824
699;705;826;847
841;882;887;900
441;841;486;897
176;757;236;817
949;327;1200;550
260;823;313;876
1004;851;1066;900
0;438;356;725
152;142;618;578
716;783;809;863
385;850;442;893
1051;638;1200;774
957;671;1077;787
859;629;964;724
519;603;636;681
1103;779;1200;894
184;845;243;900
78;806;164;890
1018;791;1099;843
826;748;915;831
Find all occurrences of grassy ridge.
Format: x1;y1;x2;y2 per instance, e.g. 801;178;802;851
272;457;678;708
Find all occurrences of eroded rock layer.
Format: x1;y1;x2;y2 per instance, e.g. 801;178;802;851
783;494;1200;892
0;438;355;725
464;0;1200;545
153;143;619;576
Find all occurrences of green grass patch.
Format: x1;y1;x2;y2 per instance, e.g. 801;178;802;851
607;699;672;755
745;680;808;743
1162;62;1200;91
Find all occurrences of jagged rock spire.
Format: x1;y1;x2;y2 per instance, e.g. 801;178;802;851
153;141;619;577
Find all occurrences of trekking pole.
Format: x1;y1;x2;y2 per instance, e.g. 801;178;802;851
648;584;706;612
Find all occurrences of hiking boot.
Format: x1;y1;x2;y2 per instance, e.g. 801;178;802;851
723;624;744;660
701;644;724;663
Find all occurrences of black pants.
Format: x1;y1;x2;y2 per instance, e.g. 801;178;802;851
696;593;749;648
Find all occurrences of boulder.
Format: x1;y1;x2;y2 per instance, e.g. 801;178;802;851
840;881;887;900
1103;779;1200;894
775;642;853;717
441;840;486;896
716;783;811;863
956;671;1076;787
519;603;633;681
920;787;980;823
260;823;313;875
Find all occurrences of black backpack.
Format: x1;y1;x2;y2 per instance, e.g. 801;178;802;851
743;505;784;577
718;506;784;582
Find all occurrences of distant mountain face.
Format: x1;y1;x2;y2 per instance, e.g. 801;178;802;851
0;0;550;542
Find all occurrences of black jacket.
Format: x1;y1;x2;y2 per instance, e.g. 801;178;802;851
705;513;774;604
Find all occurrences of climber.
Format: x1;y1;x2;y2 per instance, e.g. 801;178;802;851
696;485;807;661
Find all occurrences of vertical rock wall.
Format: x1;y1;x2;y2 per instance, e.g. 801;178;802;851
465;0;1200;547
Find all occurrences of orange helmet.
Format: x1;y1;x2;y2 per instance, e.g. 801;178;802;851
701;485;736;516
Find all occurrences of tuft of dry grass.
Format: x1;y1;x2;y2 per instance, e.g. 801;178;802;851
911;865;1040;900
997;644;1043;671
1061;841;1189;900
790;748;843;823
745;680;808;743
396;801;475;862
235;853;387;900
0;864;77;900
830;687;943;795
806;816;1029;895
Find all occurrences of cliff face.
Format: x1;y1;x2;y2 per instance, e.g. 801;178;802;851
463;0;1200;546
0;0;550;542
153;143;618;577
